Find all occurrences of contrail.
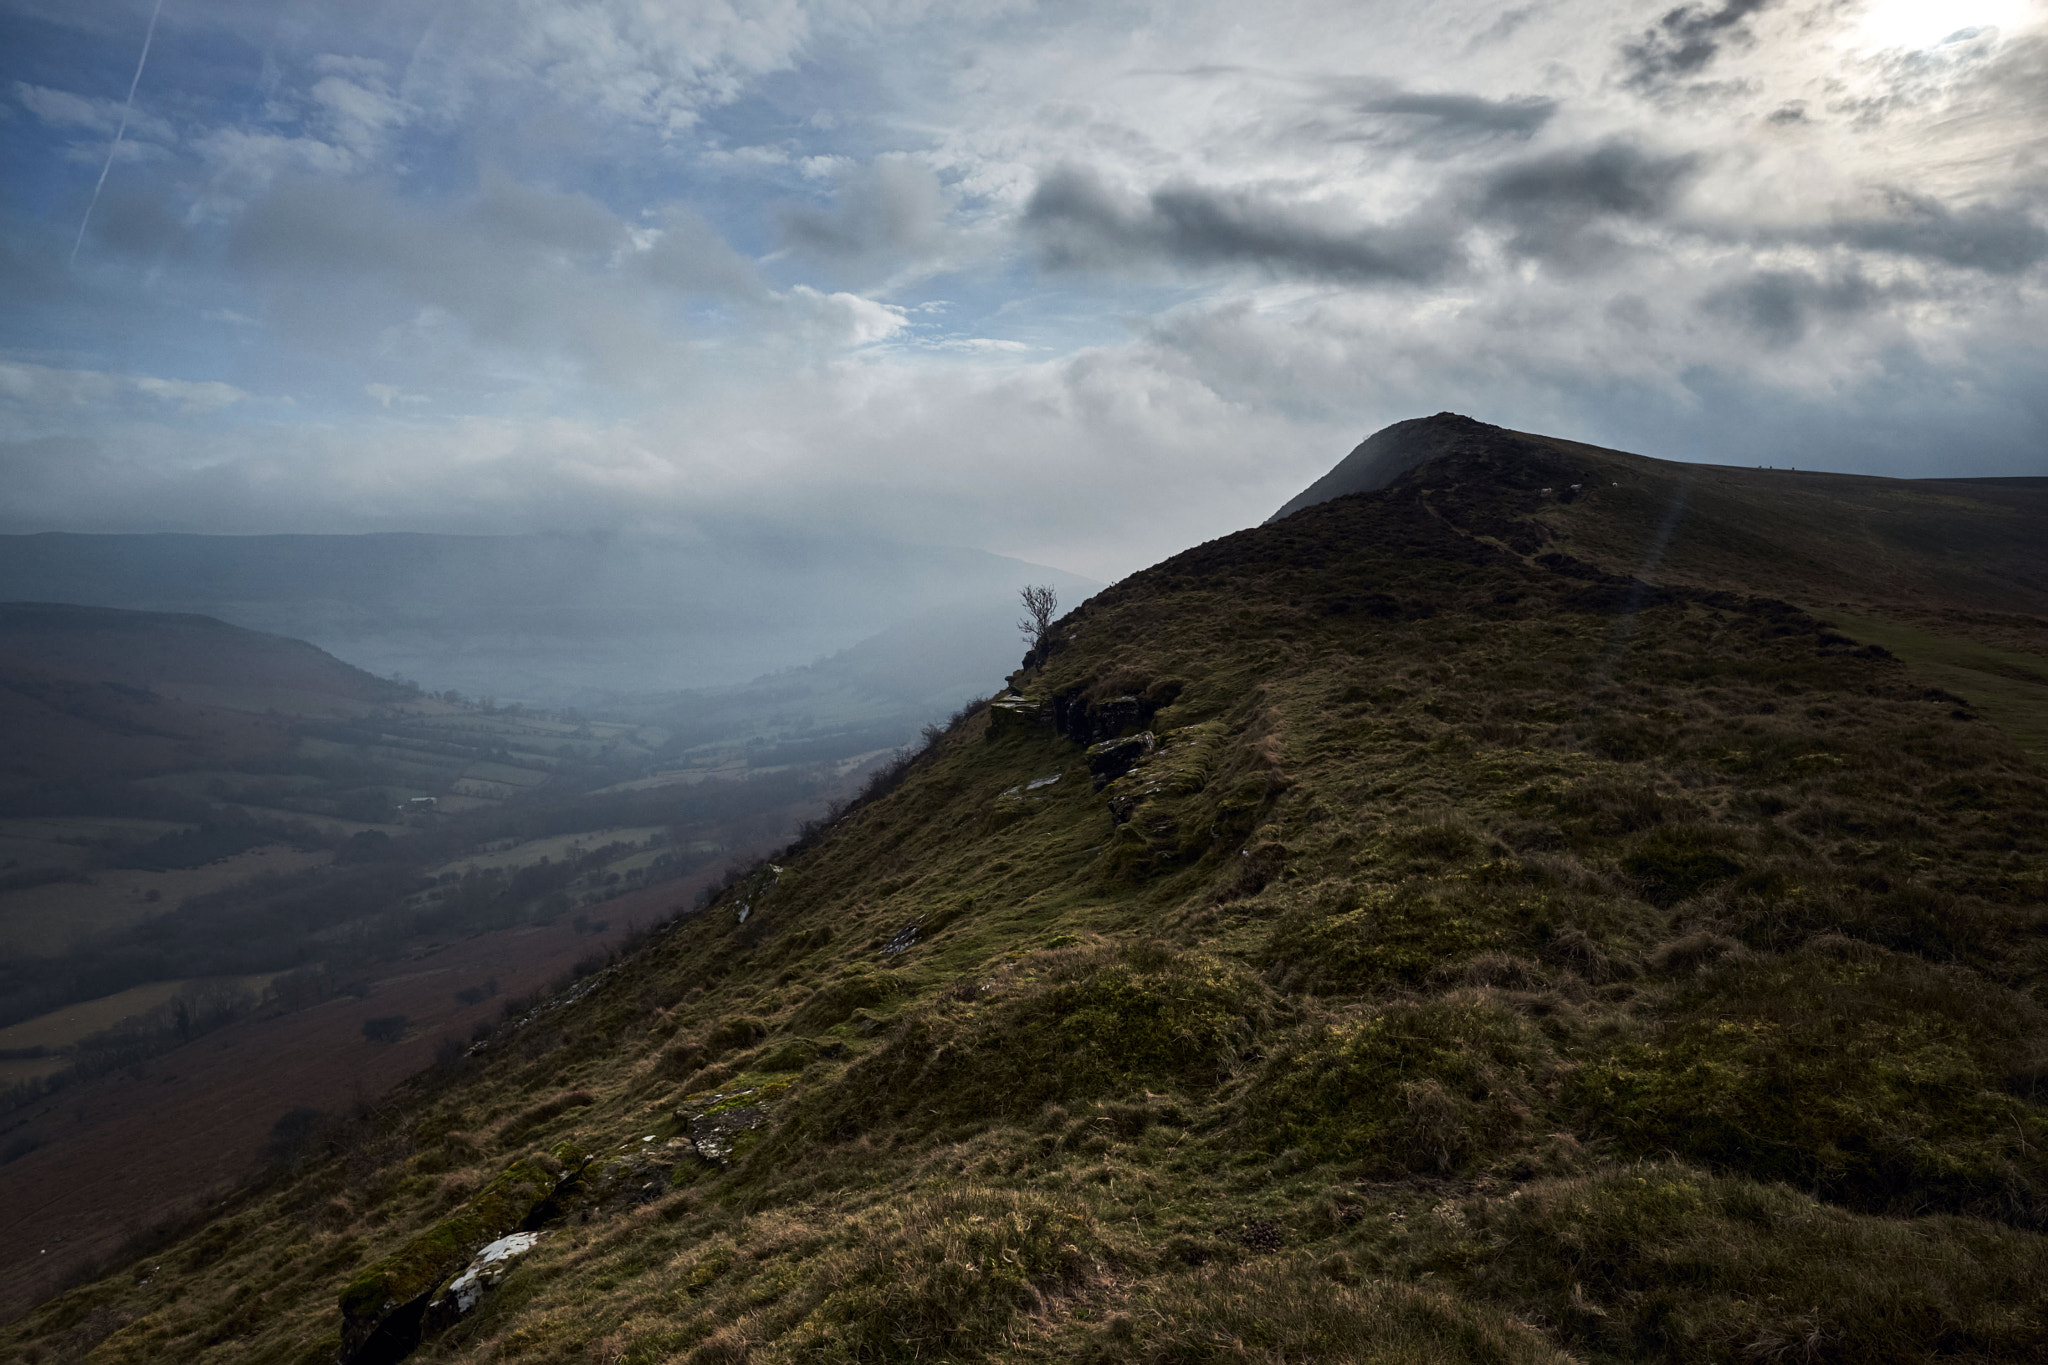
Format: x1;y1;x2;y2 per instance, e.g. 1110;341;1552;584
70;0;167;266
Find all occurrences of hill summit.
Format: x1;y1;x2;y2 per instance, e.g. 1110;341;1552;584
9;420;2048;1364
1265;411;1522;521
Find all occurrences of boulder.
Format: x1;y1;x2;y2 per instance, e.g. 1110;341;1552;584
416;1232;548;1337
1086;731;1156;789
336;1143;585;1364
987;691;1045;737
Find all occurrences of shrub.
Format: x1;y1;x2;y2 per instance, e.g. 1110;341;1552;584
785;973;902;1034
783;1188;1100;1362
1246;998;1544;1175
262;1107;326;1171
1262;884;1518;994
704;1015;769;1057
797;947;1268;1139
1079;1256;1570;1365
1620;826;1742;907
361;1015;408;1045
1462;1164;2048;1363
1567;946;2048;1218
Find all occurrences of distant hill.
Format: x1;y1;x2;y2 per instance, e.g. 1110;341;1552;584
0;529;1097;703
620;596;1064;760
12;417;2048;1363
0;602;409;788
0;602;407;716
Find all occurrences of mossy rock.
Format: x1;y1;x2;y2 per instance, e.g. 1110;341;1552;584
336;1141;586;1356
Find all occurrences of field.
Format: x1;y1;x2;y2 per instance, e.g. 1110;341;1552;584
426;829;670;880
0;844;333;958
1818;609;2048;763
0;886;681;1317
0;974;281;1086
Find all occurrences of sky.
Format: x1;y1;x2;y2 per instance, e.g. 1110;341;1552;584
1;0;2044;582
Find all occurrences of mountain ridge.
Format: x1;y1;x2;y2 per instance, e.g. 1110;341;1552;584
8;418;2048;1364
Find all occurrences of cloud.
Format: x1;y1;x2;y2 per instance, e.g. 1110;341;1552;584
1023;165;1459;283
1346;88;1558;141
632;206;767;299
1823;190;2048;275
85;187;194;258
1475;140;1703;265
306;71;411;152
11;81;176;144
1700;268;1880;346
2;0;2044;586
1620;0;1779;90
777;285;909;347
365;382;429;408
780;158;949;274
228;173;638;361
0;361;249;414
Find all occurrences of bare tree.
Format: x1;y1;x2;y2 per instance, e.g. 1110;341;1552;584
1018;584;1058;649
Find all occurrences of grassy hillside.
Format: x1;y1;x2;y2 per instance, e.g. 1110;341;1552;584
11;420;2048;1364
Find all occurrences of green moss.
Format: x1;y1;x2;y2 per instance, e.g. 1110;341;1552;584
337;1142;583;1323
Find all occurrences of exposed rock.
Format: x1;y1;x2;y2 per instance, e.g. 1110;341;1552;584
418;1231;546;1334
676;1090;780;1165
1052;690;1157;745
999;773;1063;799
1086;731;1155;789
691;1104;768;1162
987;690;1045;736
337;1143;586;1364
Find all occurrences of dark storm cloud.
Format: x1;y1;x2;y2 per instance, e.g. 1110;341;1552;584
1475;140;1702;264
1621;0;1778;90
1824;191;2048;276
1352;90;1558;139
1023;166;1459;283
1024;137;1705;283
1701;268;1879;347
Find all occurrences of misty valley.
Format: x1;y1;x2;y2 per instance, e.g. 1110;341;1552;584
0;553;1055;1313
